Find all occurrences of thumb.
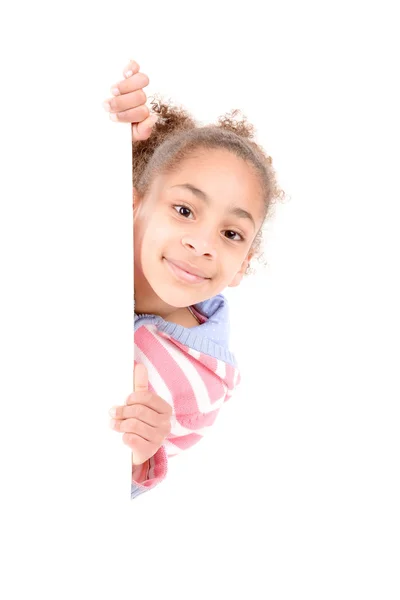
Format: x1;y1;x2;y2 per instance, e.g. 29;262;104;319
132;115;158;141
134;363;148;392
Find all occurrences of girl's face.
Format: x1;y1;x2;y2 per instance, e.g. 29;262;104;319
134;148;265;311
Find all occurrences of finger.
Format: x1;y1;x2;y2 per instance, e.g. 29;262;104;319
110;403;170;428
111;417;167;445
126;390;173;417
132;115;158;141
106;89;146;113
134;363;148;392
108;104;149;123
111;72;150;96
122;432;158;459
123;60;140;78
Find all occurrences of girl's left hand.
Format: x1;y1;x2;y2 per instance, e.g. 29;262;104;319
109;364;172;466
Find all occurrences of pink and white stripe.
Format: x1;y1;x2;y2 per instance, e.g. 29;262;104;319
133;322;240;487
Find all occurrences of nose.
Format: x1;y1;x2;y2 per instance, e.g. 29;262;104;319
181;234;217;259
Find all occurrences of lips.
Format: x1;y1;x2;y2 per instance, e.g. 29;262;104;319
163;258;211;284
164;258;210;279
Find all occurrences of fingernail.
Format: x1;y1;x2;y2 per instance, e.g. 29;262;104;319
109;419;116;429
108;407;116;417
111;87;120;96
109;113;118;121
103;101;111;112
124;70;133;78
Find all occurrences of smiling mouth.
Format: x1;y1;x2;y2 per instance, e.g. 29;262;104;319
163;258;211;284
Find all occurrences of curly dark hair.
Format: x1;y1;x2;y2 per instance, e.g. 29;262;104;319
132;94;285;274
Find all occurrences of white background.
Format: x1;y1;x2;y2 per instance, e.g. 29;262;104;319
1;1;399;598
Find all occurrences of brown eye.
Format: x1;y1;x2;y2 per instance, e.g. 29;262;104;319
224;230;244;242
173;205;193;218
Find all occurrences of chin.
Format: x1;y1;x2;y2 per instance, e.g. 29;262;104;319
152;280;207;309
153;286;196;308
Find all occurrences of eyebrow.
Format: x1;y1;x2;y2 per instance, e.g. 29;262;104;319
170;183;256;230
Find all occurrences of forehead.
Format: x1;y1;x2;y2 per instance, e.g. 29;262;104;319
157;148;264;215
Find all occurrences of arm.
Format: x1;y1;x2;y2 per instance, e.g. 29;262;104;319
109;363;171;500
129;325;241;498
131;445;169;500
132;458;149;484
130;372;239;499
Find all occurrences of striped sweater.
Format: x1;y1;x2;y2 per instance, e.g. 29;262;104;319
132;293;241;499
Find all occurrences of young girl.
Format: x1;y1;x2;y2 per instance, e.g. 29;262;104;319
104;60;283;499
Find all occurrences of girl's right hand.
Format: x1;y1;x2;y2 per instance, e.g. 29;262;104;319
103;59;158;141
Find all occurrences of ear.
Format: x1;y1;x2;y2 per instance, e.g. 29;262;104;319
228;253;253;288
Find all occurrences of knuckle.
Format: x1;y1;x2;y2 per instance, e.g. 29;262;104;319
136;89;146;105
139;105;150;120
133;404;145;419
129;418;140;434
108;97;118;111
119;419;128;433
118;78;129;94
122;432;132;446
139;391;151;405
114;407;122;419
139;72;150;87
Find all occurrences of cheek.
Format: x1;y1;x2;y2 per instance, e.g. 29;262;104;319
223;251;247;276
137;217;170;254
